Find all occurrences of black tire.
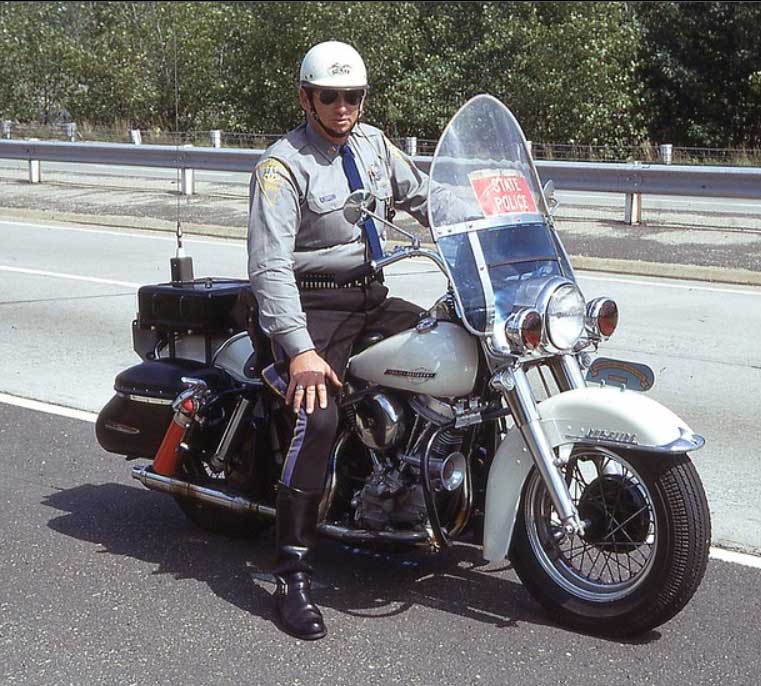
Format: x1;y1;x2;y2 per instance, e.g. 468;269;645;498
510;447;710;637
174;459;272;539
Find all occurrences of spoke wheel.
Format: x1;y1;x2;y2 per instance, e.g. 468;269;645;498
511;448;710;637
527;448;657;602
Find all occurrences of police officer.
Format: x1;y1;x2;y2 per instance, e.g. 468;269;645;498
247;40;431;640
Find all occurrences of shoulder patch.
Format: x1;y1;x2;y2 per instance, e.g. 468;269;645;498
256;158;289;207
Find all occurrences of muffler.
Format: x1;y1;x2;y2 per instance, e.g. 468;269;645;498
131;466;431;545
132;465;277;518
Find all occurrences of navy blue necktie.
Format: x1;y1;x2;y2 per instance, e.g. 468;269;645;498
340;144;384;261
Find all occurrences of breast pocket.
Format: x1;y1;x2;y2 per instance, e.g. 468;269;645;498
303;189;358;247
370;159;393;201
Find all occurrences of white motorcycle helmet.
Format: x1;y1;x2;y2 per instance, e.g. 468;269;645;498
299;41;368;90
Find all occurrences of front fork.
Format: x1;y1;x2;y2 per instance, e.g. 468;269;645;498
492;354;586;536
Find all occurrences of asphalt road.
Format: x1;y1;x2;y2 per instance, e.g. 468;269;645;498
2;401;761;686
1;218;760;556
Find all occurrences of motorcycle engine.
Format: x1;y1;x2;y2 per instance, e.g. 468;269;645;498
351;393;464;531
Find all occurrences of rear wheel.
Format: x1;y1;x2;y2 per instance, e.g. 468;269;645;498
510;447;710;637
174;456;272;539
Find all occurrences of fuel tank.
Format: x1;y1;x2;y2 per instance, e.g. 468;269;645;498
347;321;479;398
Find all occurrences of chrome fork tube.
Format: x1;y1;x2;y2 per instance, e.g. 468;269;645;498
494;366;585;536
548;354;587;392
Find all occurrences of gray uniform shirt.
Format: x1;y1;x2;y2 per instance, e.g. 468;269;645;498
248;121;430;358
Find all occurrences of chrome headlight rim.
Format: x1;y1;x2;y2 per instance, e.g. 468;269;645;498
585;297;619;340
543;282;586;352
505;307;543;354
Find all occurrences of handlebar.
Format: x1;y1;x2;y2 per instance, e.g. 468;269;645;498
335;246;448;287
334;262;376;286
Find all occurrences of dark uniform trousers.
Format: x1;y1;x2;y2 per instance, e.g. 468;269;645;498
261;283;423;492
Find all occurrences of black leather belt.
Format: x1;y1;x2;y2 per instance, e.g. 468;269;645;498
296;272;383;290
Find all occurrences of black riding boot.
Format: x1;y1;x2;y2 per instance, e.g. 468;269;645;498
273;483;326;640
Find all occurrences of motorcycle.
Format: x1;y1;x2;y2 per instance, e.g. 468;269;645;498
96;94;710;637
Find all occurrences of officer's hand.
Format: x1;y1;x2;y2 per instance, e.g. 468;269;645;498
286;350;343;415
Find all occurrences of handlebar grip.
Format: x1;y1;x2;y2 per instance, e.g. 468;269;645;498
335;263;375;286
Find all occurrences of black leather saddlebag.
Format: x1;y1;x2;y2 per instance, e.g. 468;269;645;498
96;359;227;459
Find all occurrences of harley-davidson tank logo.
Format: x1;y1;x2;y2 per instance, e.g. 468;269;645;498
585;428;639;445
384;367;436;385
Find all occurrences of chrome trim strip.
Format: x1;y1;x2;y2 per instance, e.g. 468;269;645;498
116;392;174;406
468;231;496;331
565;430;706;454
433;213;543;238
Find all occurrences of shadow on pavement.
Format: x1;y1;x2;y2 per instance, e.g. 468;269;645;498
42;481;660;645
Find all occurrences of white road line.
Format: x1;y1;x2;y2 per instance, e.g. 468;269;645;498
3;220;761;297
0;265;141;288
577;273;761;296
0;389;760;569
0;392;97;423
709;547;761;569
0;218;244;248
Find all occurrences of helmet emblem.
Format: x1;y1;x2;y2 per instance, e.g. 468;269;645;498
329;63;352;76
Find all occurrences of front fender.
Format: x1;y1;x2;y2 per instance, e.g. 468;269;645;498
482;386;704;562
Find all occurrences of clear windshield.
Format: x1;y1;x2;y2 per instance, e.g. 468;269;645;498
428;94;573;335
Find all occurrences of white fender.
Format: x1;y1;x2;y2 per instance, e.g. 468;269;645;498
482;386;704;562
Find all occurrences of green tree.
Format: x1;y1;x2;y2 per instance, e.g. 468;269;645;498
391;2;645;143
0;2;86;122
636;1;761;146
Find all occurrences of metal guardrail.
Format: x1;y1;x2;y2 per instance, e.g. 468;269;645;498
2;139;761;224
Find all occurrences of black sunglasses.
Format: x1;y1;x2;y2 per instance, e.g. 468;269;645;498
315;89;365;106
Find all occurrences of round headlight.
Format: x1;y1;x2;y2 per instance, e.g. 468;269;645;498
546;284;586;350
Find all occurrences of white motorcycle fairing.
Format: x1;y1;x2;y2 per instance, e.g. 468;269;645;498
482;386;705;562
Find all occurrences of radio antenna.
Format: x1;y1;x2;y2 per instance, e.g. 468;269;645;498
170;6;193;284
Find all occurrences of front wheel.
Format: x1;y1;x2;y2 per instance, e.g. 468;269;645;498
510;447;710;637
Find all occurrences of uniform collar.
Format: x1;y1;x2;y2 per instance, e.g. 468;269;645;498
305;121;350;161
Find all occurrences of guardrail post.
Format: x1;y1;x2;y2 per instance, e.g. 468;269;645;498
64;122;77;142
659;144;673;165
181;167;195;196
526;140;533;154
624;193;642;224
1;120;11;139
180;144;195;196
129;129;142;145
404;136;417;156
28;159;41;184
210;130;222;148
27;138;41;183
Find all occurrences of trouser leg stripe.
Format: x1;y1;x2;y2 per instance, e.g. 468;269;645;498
281;407;308;486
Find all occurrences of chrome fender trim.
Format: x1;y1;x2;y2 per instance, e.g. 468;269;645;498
482;386;703;562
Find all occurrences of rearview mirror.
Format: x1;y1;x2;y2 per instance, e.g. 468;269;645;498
543;180;559;213
343;189;376;225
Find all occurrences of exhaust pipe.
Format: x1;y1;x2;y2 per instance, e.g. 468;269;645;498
132;465;276;518
131;466;431;545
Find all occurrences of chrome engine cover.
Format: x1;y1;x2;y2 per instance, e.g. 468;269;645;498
354;391;407;451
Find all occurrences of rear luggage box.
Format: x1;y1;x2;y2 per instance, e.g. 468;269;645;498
133;279;250;363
